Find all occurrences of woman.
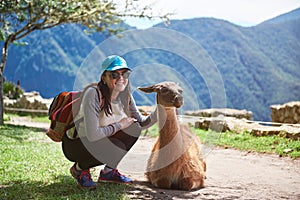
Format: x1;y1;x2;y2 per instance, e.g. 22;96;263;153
62;55;157;188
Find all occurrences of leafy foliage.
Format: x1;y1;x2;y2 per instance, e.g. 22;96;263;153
3;80;23;99
0;0;163;40
0;0;170;125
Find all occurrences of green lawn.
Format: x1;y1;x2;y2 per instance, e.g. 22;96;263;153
0;124;131;200
4;113;50;123
193;128;300;158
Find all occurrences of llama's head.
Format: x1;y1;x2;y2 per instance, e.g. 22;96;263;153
138;81;184;108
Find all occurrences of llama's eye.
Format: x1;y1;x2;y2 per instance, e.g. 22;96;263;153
178;89;183;94
160;87;169;94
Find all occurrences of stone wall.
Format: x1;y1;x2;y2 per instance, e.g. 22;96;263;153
270;101;300;124
185;108;253;120
192;116;300;140
184;107;300;140
4;91;51;116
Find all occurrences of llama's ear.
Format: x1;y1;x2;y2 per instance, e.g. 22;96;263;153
138;85;156;93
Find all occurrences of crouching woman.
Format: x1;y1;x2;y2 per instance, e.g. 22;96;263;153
62;55;156;188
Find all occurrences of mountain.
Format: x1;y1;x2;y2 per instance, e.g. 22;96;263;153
3;8;300;121
153;12;300;121
261;7;300;25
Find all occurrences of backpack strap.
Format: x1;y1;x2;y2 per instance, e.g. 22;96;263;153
72;83;101;138
65;117;84;130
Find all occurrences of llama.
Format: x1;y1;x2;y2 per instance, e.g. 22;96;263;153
138;81;206;191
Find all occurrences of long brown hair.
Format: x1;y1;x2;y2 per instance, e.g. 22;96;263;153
97;72;131;116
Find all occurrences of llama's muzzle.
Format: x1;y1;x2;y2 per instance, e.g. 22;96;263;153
173;95;184;108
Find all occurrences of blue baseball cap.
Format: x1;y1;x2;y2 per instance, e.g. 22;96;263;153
101;55;131;71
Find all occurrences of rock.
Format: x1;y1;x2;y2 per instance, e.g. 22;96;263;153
270;101;300;124
193;116;300;140
137;106;155;116
194;117;230;132
4;91;50;116
185;108;253;120
283;148;293;153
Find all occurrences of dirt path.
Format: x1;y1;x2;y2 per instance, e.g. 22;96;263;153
6;117;300;200
120;137;300;200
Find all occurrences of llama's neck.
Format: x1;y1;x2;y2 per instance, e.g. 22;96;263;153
157;105;180;147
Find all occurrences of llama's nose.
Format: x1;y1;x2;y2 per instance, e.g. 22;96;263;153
174;95;183;107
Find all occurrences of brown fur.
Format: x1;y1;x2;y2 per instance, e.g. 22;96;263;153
139;81;206;191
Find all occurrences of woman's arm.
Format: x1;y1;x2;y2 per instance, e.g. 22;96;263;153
82;87;121;142
129;95;157;130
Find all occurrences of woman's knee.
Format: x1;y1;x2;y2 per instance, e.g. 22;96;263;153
109;137;127;150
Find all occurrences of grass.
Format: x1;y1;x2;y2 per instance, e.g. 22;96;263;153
31;115;50;123
4;113;50;123
0;124;131;200
193;128;300;159
3;114;10;121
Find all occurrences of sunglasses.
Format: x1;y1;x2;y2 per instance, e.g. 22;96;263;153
110;71;131;80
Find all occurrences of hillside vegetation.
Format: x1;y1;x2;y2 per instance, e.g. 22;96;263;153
3;8;300;121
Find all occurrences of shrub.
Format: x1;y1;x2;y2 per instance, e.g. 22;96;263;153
3;81;23;99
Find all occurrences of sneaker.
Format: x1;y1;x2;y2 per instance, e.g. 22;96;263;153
98;169;132;184
70;164;97;188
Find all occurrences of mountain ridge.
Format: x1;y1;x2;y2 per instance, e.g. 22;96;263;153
261;7;300;25
3;8;300;121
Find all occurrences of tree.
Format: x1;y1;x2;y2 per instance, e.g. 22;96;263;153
0;0;169;125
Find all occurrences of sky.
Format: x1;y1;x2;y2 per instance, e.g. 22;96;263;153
123;0;300;29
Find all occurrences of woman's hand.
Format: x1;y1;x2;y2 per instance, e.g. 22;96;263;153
118;117;136;129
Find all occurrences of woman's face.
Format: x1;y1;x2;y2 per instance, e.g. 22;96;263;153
102;69;130;93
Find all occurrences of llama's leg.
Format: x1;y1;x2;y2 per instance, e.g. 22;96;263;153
201;158;207;172
178;173;205;190
153;178;172;189
178;177;196;191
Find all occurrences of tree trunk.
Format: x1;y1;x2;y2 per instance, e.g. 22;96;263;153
0;38;10;125
0;71;3;125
